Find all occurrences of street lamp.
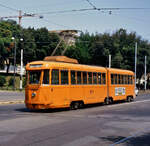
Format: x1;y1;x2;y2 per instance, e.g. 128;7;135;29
20;38;24;90
12;37;16;90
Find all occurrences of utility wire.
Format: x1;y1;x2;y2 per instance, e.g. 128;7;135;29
36;8;95;15
85;0;97;9
0;3;19;12
36;7;150;16
41;18;71;29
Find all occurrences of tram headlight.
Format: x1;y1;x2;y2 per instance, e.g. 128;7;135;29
31;92;36;98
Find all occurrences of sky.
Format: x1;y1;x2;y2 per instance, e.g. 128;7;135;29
0;0;150;41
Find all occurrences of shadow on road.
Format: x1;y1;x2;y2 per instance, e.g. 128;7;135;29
100;132;150;146
15;100;130;114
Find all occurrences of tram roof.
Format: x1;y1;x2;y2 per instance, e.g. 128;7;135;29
26;61;107;72
26;61;134;74
107;68;134;75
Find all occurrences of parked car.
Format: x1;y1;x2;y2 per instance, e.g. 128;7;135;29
135;87;139;96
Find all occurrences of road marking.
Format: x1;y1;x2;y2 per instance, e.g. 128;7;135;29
62;136;99;146
110;128;150;146
105;99;150;109
110;134;136;146
0;100;24;105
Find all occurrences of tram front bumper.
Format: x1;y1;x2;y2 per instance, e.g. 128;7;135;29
25;103;52;110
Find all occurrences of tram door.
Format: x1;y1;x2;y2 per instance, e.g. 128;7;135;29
51;69;69;107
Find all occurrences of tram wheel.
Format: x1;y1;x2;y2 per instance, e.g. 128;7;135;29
70;102;79;110
105;97;110;105
127;96;132;102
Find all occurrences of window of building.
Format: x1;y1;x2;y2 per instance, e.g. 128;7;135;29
93;72;97;84
83;72;87;84
61;70;68;85
51;69;59;85
88;72;92;84
71;70;76;85
77;71;81;84
42;70;49;84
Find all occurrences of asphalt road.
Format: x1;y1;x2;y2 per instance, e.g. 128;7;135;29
0;94;150;146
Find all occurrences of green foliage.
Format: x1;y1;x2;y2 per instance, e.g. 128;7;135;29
0;19;150;80
8;77;14;86
23;77;26;87
0;76;6;87
65;29;150;79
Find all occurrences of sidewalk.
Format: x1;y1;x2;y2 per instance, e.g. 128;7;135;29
0;90;24;105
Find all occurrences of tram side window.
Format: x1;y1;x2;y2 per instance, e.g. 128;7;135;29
83;72;87;84
128;75;130;84
61;70;68;85
88;72;92;84
120;75;123;84
102;73;106;84
115;74;118;84
71;71;76;85
43;70;49;84
111;74;114;84
123;75;125;84
118;75;121;84
131;76;133;84
98;73;101;84
51;69;59;85
77;71;81;84
125;75;128;84
93;72;97;84
129;75;132;84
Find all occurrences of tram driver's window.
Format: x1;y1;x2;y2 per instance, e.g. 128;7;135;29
51;69;59;85
43;70;49;84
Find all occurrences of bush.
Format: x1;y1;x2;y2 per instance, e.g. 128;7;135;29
0;75;6;87
9;77;14;86
23;77;26;87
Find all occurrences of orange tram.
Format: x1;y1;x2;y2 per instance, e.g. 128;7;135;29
25;56;135;110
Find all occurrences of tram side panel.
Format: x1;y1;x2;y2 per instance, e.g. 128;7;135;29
107;69;135;102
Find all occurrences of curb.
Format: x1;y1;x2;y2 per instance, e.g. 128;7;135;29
0;100;24;105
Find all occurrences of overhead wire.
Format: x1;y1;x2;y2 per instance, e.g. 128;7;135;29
41;18;72;29
0;3;19;12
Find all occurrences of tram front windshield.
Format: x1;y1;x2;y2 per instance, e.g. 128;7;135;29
29;70;41;84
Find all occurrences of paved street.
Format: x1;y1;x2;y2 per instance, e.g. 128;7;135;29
0;93;150;146
0;91;24;104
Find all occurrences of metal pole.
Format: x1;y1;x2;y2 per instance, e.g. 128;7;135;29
18;10;22;26
145;56;147;91
13;39;16;90
135;42;137;91
51;39;63;56
20;39;23;90
109;54;111;68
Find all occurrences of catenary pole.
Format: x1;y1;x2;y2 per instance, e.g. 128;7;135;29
135;42;137;91
145;56;147;91
109;54;111;68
